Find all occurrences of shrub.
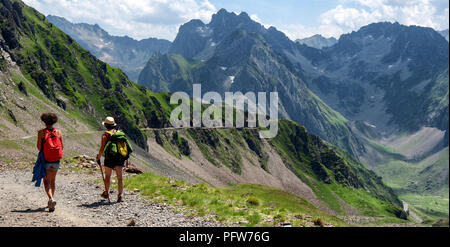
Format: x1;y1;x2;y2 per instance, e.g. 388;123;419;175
313;218;325;227
273;214;286;222
246;212;261;225
178;137;191;156
18;81;28;96
246;197;260;206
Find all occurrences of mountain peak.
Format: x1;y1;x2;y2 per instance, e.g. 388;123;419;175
357;21;401;35
46;15;72;27
178;19;205;32
237;11;250;20
46;14;171;82
47;14;68;22
212;8;236;20
296;34;338;49
337;21;447;46
210;8;253;27
217;8;231;15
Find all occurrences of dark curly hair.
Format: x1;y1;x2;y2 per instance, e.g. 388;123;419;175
40;113;58;126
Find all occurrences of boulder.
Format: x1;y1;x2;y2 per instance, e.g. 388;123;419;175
127;219;136;227
124;162;144;174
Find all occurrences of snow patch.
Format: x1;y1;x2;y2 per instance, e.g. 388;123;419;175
364;121;376;128
229;76;235;84
196;26;211;37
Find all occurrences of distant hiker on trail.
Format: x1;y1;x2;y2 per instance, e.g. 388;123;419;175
33;113;63;212
96;117;133;203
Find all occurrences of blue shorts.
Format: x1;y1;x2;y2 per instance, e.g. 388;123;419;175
46;161;60;170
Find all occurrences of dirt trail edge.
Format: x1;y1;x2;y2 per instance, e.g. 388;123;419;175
0;168;221;227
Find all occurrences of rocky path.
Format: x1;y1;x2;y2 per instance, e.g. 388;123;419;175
0;168;221;227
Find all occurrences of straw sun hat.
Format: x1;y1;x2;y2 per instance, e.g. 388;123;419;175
102;116;117;127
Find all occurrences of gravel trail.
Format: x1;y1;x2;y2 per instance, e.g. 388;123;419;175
0;168;221;227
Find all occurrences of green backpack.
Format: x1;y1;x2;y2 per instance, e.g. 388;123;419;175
103;130;133;160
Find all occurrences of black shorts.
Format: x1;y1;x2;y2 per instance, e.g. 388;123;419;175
104;157;125;169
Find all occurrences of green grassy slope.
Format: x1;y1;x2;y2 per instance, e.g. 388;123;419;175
371;145;449;224
270;120;404;218
356;124;448;224
125;172;348;226
148;121;405;220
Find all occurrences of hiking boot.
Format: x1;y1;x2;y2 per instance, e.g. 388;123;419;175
117;195;123;203
48;199;56;212
101;191;109;199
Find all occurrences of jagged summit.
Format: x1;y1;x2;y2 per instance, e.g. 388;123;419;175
180;18;205;28
210;8;252;25
46;14;68;23
350;21;445;41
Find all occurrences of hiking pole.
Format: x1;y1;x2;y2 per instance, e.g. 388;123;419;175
97;159;111;203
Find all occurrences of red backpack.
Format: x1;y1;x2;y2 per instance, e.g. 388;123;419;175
42;128;63;162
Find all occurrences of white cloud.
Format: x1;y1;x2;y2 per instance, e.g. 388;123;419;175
23;0;217;41
277;0;448;40
314;0;449;38
249;14;268;27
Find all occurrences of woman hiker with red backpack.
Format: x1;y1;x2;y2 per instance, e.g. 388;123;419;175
36;113;63;212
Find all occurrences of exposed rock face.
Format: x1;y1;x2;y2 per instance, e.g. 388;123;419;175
140;11;448;154
139;9;366;158
296;34;337;49
46;15;172;82
303;22;449;135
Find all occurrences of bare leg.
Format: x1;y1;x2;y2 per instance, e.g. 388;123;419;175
44;169;58;211
43;169;57;199
114;166;123;197
48;169;57;197
104;166;113;195
43;175;52;200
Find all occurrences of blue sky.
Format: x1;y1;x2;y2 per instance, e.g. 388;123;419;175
24;0;449;41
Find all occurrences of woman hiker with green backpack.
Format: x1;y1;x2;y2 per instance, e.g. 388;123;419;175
96;116;132;203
